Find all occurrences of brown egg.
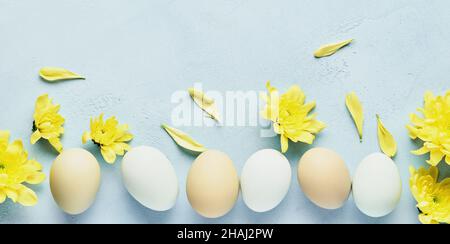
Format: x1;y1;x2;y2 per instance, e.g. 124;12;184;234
186;150;239;218
50;148;101;215
297;148;351;210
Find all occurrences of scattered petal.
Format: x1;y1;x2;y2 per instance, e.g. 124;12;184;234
376;114;397;157
188;88;221;122
162;124;207;153
39;67;84;82
345;92;364;141
314;39;353;58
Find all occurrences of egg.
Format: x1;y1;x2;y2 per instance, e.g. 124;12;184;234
241;149;291;212
121;146;178;211
50;148;101;215
353;153;402;218
297;148;352;209
187;150;239;218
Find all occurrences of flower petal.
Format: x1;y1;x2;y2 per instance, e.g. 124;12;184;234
82;132;91;144
295;131;315;144
428;166;438;182
101;146;117;164
418;214;438;224
39;67;84;82
411;146;430;155
0;130;10;151
48;137;63;153
17;186;38;206
188;88;221;122
5;188;18;202
26;172;46;185
281;135;289;153
345;92;364;141
30;130;42;144
0;190;6;204
162;124;207;153
406;125;419;139
427;150;444;166
314;39;353;58
376;115;397;157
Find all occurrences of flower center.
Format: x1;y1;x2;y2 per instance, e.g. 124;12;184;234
32;121;37;132
0;164;5;170
432;196;439;204
93;140;103;147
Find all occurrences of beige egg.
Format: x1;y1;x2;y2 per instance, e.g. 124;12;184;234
187;150;239;218
297;148;351;210
50;148;101;215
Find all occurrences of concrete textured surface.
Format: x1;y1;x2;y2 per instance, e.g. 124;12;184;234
0;0;449;224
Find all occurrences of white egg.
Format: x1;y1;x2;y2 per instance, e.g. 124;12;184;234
353;153;402;218
121;146;179;211
241;149;292;212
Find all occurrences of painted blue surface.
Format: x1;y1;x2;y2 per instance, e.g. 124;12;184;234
0;0;449;224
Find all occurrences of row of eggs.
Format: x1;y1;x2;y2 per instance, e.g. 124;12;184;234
50;147;402;218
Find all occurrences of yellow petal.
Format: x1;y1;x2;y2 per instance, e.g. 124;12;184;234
26;172;46;185
162;124;207;153
30;130;42;144
48;137;63;153
188;88;221;122
17;186;38;207
345;92;364;141
406;125;419;139
418;214;438;224
5;188;18;202
427;150;444;166
112;142;130;156
0;130;10;151
296;131;315;144
281;135;289;153
411;146;429;155
117;132;133;142
82;132;91;144
39;67;85;82
428;166;438;181
376;115;397;157
314;39;353;58
101;146;117;164
0;190;6;204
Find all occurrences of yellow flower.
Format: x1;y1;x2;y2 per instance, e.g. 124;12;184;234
409;165;450;224
82;114;133;164
0;131;46;206
407;91;450;166
261;82;326;153
31;94;65;153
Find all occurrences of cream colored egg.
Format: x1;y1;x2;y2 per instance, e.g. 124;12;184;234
297;148;352;210
353;153;402;218
187;150;239;218
121;146;178;211
50;148;101;215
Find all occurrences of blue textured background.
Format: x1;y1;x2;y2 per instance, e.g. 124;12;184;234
1;0;449;224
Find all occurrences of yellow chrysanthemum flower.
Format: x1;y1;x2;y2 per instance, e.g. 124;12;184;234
409;165;450;224
407;91;450;166
0;131;46;206
31;94;65;153
261;82;326;153
82;114;133;164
